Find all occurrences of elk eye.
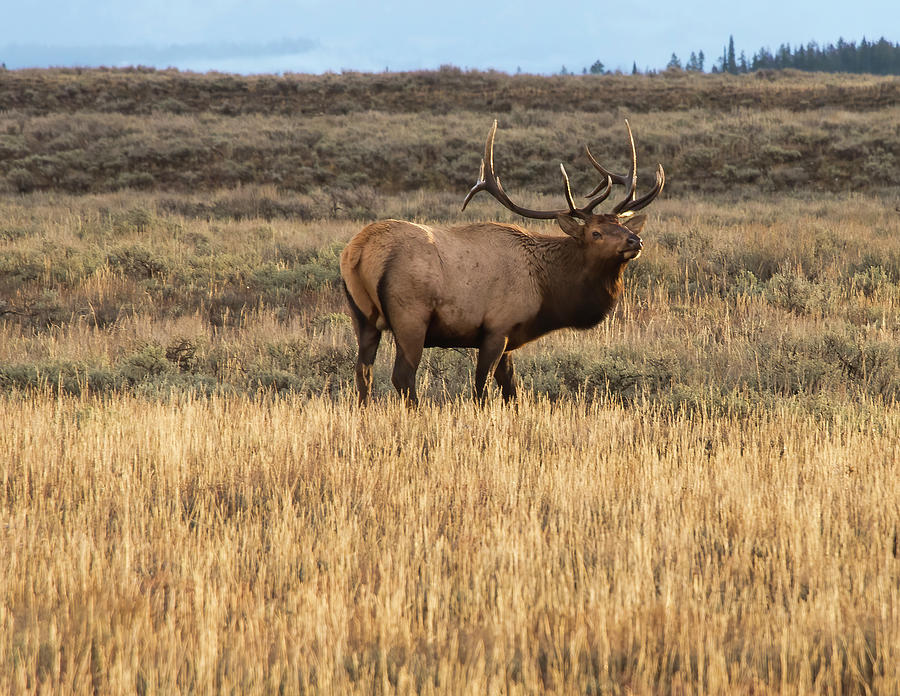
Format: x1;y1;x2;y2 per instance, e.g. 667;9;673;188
592;231;601;239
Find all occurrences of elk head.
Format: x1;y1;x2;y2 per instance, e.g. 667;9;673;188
462;120;664;265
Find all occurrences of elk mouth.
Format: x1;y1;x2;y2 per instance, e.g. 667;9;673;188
621;237;643;260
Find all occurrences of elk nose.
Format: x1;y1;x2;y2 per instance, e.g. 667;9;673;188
628;235;643;250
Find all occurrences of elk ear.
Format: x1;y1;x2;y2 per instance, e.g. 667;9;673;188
556;214;583;239
622;214;647;234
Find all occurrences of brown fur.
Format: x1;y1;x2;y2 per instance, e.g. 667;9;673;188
340;213;647;403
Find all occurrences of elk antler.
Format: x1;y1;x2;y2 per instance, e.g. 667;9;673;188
585;120;664;215
462;120;584;219
462;120;663;220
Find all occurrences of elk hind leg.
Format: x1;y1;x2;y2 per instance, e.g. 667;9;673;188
344;281;382;404
474;333;508;402
354;323;381;404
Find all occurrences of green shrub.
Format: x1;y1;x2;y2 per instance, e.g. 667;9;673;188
849;266;893;297
119;344;171;384
165;337;205;373
107;244;169;278
517;348;677;401
7;167;35;192
115;172;155;189
764;272;825;315
154;98;189;114
0;361;117;395
251;369;302;394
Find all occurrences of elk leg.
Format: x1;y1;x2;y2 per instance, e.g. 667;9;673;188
391;347;421;405
390;323;426;405
493;352;517;402
474;334;508;402
354;323;381;404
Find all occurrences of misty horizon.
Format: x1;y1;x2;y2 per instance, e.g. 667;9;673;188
3;34;899;76
2;0;898;77
0;38;318;72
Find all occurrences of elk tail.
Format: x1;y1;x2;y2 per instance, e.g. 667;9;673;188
339;237;389;330
342;280;368;328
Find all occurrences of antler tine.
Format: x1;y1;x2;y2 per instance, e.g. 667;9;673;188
584;146;631;190
462;119;501;211
619;163;665;214
611;120;638;215
462;120;575;220
584;121;634;190
461;158;486;211
559;164;578;214
583;174;613;213
584;121;641;215
462;120;498;211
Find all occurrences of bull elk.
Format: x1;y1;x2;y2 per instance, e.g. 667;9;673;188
340;120;664;403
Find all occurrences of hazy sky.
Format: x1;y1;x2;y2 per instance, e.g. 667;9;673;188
2;0;898;74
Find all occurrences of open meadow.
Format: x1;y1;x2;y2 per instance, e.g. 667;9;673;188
1;68;899;693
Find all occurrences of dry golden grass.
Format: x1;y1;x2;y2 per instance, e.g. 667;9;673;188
1;390;898;693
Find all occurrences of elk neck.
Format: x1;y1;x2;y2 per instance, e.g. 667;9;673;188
526;235;626;331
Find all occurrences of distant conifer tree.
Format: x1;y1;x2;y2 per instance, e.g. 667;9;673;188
718;34;900;75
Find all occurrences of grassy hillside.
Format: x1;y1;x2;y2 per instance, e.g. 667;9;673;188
1;68;899;693
4;67;900;115
1;69;900;197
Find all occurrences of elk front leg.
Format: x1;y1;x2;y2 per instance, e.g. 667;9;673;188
391;348;420;405
493;352;517;402
390;318;427;406
474;334;508;402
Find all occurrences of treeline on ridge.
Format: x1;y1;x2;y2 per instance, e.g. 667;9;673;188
739;36;900;76
666;35;900;76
